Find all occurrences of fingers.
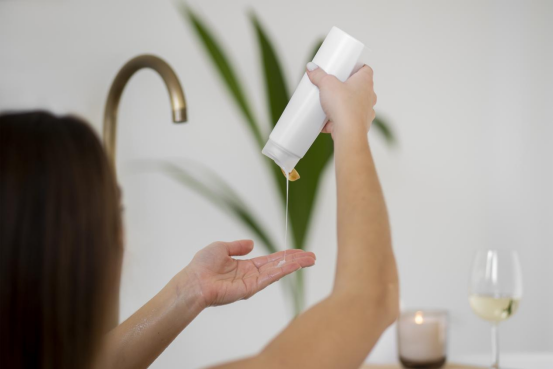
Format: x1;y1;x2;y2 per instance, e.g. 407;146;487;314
257;262;300;289
306;62;331;87
220;239;254;257
308;63;375;110
349;65;377;113
251;249;308;268
308;63;373;88
348;64;374;89
287;256;317;268
356;64;373;78
257;256;316;289
269;251;315;268
253;251;316;293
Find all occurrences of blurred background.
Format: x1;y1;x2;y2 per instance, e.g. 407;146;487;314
1;0;551;367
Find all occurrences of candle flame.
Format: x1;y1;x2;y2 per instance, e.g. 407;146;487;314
415;311;424;324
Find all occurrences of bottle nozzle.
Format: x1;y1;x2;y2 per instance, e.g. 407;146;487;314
281;168;300;181
262;139;301;179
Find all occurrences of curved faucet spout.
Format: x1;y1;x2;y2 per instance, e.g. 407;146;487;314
103;54;188;172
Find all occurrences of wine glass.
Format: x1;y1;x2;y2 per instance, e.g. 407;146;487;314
469;250;523;369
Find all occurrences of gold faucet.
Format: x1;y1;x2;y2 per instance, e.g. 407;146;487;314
102;55;187;329
103;54;188;173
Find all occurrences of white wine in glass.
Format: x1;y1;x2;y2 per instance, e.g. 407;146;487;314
469;295;520;322
469;250;522;369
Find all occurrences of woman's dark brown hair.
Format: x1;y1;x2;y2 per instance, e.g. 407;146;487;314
0;111;122;368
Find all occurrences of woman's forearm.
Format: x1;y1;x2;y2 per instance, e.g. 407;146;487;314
333;124;398;303
95;239;315;369
94;270;204;369
210;293;389;369
262;127;397;369
211;124;398;369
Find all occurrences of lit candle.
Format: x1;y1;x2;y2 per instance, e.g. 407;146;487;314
397;310;448;368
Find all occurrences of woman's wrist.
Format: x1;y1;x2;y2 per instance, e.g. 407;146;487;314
171;268;207;314
333;118;369;147
96;268;206;369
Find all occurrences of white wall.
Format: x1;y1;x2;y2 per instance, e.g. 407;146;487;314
1;0;552;367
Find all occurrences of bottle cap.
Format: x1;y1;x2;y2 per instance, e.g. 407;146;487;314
262;139;301;174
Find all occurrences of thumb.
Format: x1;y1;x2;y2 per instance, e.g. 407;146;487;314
222;239;254;257
306;62;328;87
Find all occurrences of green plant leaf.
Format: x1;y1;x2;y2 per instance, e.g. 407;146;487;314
249;13;290;204
176;11;398;314
373;116;396;146
288;133;334;249
250;12;289;128
180;4;265;147
135;160;279;255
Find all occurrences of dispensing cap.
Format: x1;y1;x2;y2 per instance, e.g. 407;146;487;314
262;139;301;174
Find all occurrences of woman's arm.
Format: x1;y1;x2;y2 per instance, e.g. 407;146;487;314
94;240;315;369
93;268;204;369
212;64;399;369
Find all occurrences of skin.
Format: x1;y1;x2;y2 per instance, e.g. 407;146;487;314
210;65;399;369
95;241;315;369
96;63;398;369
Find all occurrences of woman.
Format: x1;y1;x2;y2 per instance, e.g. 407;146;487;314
0;63;398;369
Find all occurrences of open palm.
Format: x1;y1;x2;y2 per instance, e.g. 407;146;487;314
186;240;316;307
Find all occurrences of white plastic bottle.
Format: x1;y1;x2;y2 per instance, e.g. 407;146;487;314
262;26;364;174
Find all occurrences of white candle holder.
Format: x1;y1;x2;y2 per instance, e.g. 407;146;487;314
397;310;448;369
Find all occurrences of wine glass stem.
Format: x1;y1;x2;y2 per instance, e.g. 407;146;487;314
491;323;499;369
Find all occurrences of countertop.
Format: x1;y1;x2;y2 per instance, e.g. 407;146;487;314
362;352;553;369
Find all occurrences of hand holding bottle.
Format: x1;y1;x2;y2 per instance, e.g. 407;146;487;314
262;27;365;174
306;63;377;141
